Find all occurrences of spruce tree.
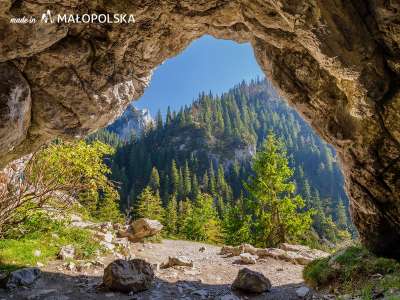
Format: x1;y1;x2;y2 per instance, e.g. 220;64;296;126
170;160;179;196
136;186;165;222
156;110;163;129
183;161;192;197
165;195;178;235
191;173;200;201
148;166;160;193
222;194;252;245
181;193;221;243
166;106;172;126
245;134;313;247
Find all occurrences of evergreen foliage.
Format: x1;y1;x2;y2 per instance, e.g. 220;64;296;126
135;186;165;222
104;78;353;245
244;134;313;247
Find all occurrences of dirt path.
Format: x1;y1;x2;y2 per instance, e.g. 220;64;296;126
0;239;317;300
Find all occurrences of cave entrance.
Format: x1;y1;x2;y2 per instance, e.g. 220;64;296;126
107;35;354;248
0;1;398;258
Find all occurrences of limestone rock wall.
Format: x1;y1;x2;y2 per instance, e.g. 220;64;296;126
0;0;399;257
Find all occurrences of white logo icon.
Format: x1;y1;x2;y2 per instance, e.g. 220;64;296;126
41;10;54;23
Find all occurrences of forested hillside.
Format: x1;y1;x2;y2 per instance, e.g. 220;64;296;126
96;78;353;245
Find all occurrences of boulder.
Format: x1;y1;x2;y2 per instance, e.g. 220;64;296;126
264;248;287;260
280;243;310;252
2;268;41;289
220;245;242;256
232;268;271;294
282;251;308;264
103;259;154;293
119;218;163;243
58;245;75;260
279;243;329;265
241;244;258;255
239;253;257;265
160;256;193;269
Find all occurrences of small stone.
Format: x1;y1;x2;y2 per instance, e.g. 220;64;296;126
36;262;44;268
33;250;41;257
58;245;75;260
231;268;271;294
65;261;76;271
239;253;257;264
160;256;193;269
296;286;310;298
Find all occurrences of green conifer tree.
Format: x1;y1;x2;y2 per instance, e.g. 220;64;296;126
181;193;221;243
170;160;179;195
148;166;160;193
183;161;192;197
245;134;313;247
165;195;178;235
136;186;165;222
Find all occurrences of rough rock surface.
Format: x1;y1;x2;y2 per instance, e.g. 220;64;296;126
58;245;75;260
0;1;399;258
119;218;163;243
160;256;194;269
239;253;258;265
221;243;329;265
2;267;41;290
103;259;154;293
232;268;271;294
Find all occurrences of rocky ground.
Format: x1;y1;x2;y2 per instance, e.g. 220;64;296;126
0;239;332;300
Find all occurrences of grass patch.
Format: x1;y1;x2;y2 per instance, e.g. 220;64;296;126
303;245;400;299
0;212;103;272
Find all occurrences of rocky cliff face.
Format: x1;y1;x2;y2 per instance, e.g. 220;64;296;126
0;1;399;258
107;105;153;140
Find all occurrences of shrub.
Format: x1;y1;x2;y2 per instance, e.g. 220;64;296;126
304;246;400;298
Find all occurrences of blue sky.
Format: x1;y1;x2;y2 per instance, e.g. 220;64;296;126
135;35;264;116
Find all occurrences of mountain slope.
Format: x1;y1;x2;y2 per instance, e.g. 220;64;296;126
107;105;153;140
102;78;353;243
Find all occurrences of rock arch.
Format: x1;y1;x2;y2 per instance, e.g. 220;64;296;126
0;1;399;257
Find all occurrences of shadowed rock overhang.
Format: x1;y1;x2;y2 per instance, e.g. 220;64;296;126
0;1;399;258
